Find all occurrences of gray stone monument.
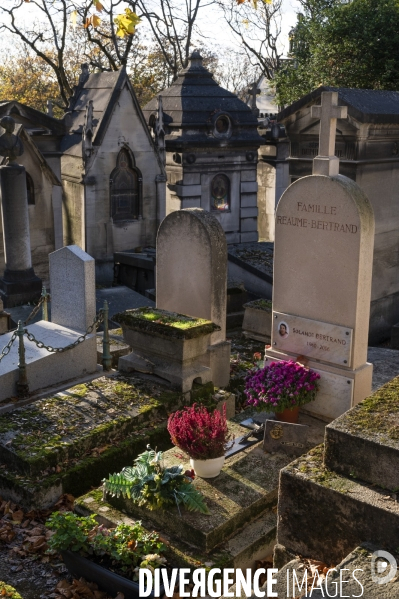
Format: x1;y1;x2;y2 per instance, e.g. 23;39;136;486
49;245;96;333
156;208;231;387
265;91;375;421
0;116;42;307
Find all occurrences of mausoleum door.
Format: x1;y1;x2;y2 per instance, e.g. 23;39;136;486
110;149;142;221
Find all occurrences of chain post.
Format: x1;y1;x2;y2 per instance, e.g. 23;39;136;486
42;286;49;321
16;321;29;399
102;300;112;371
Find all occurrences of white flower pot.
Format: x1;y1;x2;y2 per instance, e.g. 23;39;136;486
190;456;225;478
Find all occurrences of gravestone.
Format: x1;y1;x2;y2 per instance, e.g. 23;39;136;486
0;246;97;402
265;91;375;421
156;208;230;387
49;245;96;333
0;116;42;307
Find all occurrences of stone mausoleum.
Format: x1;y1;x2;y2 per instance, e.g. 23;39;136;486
278;87;399;342
0;66;166;284
142;51;264;244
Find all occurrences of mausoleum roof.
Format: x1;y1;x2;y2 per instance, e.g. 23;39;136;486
278;87;399;125
0;101;66;136
142;51;263;149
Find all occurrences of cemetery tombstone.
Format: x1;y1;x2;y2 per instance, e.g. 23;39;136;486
156;208;231;387
265;91;375;421
49;244;96;333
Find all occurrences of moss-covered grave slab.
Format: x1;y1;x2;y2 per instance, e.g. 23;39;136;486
0;374;181;477
104;421;291;553
0;373;205;508
277;445;399;566
324;375;399;491
114;307;219;339
76;485;277;572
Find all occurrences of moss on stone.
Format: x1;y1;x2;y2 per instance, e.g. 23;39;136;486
114;307;219;339
244;299;272;311
0;582;23;599
288;445;352;493
343;376;399;442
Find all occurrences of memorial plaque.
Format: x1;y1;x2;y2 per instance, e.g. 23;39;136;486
272;312;353;367
263;420;309;457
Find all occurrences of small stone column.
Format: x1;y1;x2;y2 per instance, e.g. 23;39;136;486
0;116;41;307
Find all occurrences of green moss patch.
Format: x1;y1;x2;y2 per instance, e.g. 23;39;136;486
0;582;23;599
343;376;399;442
243;299;272;311
114;307;219;339
288;445;353;493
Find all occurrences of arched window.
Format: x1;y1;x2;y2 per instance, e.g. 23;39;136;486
110;148;142;221
26;172;35;205
211;174;230;212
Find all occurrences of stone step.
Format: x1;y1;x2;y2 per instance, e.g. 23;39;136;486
324;376;399;492
0;373;184;477
75;488;277;571
105;431;291;553
277;445;399;567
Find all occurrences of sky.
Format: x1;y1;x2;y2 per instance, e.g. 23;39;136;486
0;0;300;57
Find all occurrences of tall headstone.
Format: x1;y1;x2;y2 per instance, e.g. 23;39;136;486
265;92;375;421
49;245;96;333
156;208;231;386
0;116;42;307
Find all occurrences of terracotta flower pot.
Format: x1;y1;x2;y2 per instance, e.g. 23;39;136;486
190;456;225;478
274;406;300;423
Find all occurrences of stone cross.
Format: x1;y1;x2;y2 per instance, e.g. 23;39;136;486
248;82;261;117
311;91;347;176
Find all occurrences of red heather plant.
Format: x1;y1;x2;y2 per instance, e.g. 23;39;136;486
167;404;232;460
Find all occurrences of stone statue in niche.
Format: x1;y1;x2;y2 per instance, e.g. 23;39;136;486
0;116;24;164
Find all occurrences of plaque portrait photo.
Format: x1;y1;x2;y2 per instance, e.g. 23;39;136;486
211;174;230;212
278;321;289;339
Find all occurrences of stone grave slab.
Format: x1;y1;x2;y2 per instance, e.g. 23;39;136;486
263;420;309;457
324;376;399;492
75;487;277;572
277;445;399;566
0;321;97;403
0;374;190;508
106;424;292;553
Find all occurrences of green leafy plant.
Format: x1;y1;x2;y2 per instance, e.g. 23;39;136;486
46;512;166;580
102;446;209;514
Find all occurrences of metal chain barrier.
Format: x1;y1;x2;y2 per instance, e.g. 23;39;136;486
0;331;17;364
0;300;111;400
24;286;51;325
24;309;105;354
